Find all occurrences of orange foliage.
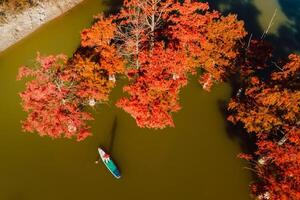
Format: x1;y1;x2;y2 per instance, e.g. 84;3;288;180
18;14;125;140
116;44;188;128
163;1;246;90
17;54;93;141
114;0;246;127
16;2;300;200
272;54;300;89
68;55;116;102
70;15;125;103
81;15;116;48
197;15;246;81
228;54;300;200
228;55;300;133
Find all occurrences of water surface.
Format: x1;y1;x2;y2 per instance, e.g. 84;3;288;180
210;0;300;56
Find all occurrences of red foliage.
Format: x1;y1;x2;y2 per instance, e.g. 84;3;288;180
164;1;246;86
18;1;247;133
272;54;300;90
252;128;300;200
69;15;125;104
114;0;246;127
18;54;93;141
116;44;187;128
16;2;300;200
81;15;116;48
18;14;126;141
67;54;119;103
228;54;300;200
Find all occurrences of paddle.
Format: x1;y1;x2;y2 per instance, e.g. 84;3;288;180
95;157;100;164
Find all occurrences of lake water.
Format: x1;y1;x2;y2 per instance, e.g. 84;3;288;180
210;0;300;56
0;0;299;199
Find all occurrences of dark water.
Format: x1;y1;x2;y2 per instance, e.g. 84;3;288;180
0;0;299;199
210;0;300;57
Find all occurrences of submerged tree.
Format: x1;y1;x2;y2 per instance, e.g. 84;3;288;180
116;44;188;128
114;0;246;128
18;0;246;132
17;54;93;141
16;1;300;200
70;15;125;104
18;16;125;140
228;54;300;200
163;1;246;91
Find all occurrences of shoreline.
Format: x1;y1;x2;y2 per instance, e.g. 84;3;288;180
0;0;85;52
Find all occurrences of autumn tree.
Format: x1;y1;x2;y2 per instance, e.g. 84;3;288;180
115;0;246;128
114;0;191;128
18;16;125;140
18;0;247;134
17;54;93;141
115;0;170;68
163;1;246;91
65;15;125;105
228;54;300;200
16;2;300;200
116;43;188;128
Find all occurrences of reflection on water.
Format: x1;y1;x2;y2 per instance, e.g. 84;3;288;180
210;0;300;56
253;0;290;35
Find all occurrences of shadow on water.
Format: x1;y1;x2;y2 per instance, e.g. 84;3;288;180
211;0;300;150
218;99;257;154
108;116;118;153
209;0;261;155
103;0;123;15
217;97;258;184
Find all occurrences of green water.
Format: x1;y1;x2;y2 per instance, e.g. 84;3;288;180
1;0;299;199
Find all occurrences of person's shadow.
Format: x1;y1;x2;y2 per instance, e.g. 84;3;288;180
108;116;118;153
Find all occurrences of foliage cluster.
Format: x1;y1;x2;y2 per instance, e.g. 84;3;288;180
228;50;300;200
17;0;299;199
